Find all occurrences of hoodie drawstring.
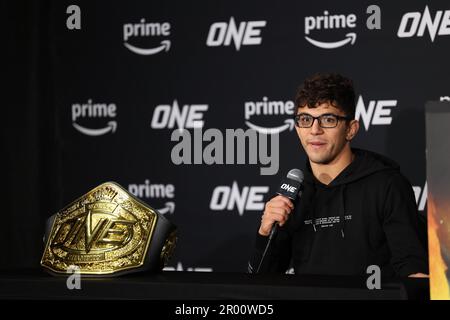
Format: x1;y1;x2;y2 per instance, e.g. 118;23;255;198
311;184;317;232
339;185;347;238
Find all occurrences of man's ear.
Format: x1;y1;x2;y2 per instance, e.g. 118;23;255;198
346;120;359;141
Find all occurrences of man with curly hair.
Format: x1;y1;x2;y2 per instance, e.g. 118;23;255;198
249;73;428;278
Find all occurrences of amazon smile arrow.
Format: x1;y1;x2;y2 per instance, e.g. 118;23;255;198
124;40;171;55
245;119;295;135
305;32;356;49
73;121;117;136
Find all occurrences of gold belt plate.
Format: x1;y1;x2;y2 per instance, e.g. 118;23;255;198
41;182;158;275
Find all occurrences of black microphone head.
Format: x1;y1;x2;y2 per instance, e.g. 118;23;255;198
287;169;304;183
277;168;303;200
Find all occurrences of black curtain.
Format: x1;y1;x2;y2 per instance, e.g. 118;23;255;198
2;0;61;269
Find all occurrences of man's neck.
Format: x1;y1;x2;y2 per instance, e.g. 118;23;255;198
310;146;354;185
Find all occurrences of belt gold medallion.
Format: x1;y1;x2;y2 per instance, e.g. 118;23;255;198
41;182;177;276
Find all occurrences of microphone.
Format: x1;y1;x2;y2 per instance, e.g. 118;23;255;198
268;168;304;240
255;169;303;273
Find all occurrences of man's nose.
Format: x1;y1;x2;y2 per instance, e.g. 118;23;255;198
310;118;324;135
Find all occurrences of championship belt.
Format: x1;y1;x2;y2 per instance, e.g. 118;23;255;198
41;182;177;276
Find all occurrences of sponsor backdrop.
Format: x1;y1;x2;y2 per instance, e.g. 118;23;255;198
3;0;449;272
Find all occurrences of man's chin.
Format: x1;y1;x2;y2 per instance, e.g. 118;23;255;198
307;152;332;165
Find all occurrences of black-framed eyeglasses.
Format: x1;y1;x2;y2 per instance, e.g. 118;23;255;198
294;113;351;128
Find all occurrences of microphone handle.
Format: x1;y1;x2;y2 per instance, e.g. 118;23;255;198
268;192;298;240
256;221;279;273
268;222;278;240
256;193;299;273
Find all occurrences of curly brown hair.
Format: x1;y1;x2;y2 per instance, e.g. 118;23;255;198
295;73;356;119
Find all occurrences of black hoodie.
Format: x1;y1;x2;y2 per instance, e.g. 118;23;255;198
249;148;428;277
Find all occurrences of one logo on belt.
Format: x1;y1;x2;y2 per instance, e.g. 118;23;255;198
41;182;159;275
54;205;135;254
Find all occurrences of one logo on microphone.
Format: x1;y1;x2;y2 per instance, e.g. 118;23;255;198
128;179;176;215
304;10;357;49
151;100;208;130
280;183;297;193
206;17;266;51
244;97;296;134
397;6;450;42
355;95;397;131
277;179;301;200
123;19;171;55
210;181;269;216
71;99;117;136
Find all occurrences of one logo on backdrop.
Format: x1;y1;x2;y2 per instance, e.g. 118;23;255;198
163;262;213;272
304;10;357;49
128;180;176;215
440;96;450;102
412;182;427;212
397;6;450;42
244;97;296;134
206;17;266;51
210;181;269;216
123;19;171;55
71;99;117;136
151;100;208;129
355;95;397;131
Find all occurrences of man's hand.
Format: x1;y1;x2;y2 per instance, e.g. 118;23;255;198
259;195;294;236
408;273;429;278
